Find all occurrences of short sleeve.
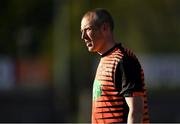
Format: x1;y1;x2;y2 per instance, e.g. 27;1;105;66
114;55;144;97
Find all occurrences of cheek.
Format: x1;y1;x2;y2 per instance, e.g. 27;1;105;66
89;32;98;41
87;32;94;39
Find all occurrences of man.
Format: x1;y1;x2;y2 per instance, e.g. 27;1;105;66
80;8;149;123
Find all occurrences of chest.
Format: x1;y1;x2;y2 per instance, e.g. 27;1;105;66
95;56;121;82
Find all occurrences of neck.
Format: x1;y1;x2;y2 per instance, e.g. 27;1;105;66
97;38;117;55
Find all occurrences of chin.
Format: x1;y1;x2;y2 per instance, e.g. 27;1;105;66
88;49;94;52
88;47;96;52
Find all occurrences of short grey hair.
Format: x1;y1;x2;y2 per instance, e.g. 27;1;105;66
82;8;114;32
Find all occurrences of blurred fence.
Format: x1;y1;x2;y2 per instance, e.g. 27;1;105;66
139;54;180;87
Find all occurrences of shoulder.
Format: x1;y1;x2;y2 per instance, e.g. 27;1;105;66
117;46;143;80
118;46;141;66
122;46;139;61
115;44;138;60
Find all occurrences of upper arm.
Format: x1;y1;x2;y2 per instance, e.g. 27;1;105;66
125;96;144;112
125;96;144;123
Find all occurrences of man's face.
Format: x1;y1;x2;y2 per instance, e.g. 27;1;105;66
80;16;103;52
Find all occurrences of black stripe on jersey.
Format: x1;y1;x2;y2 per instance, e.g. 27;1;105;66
98;79;113;82
96;110;124;114
101;94;120;97
104;66;116;71
102;70;114;73
97;115;123;120
97;105;124;108
101;89;118;92
102;61;117;65
144;105;148;109
143;118;150;122
101;84;114;87
97;99;122;102
144;112;149;115
106;56;122;60
98;74;112;78
144;100;148;104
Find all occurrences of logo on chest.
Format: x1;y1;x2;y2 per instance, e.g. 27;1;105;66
93;80;102;101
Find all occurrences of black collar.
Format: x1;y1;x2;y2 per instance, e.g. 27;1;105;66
101;43;122;57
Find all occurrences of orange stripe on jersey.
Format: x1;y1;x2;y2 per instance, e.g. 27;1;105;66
99;95;122;102
101;86;115;90
100;81;113;85
101;57;117;62
111;51;123;56
96;76;113;81
94;107;123;113
101;91;118;96
97;95;123;101
98;63;116;69
144;109;149;113
95;101;124;108
132;92;144;96
95;112;123;119
92;117;123;123
105;56;122;60
103;118;123;123
97;73;113;79
102;55;122;61
101;60;117;65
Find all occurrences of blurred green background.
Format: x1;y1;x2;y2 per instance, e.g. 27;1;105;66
0;0;180;122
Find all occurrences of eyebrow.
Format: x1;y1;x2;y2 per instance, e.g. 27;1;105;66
80;28;84;32
80;25;90;32
81;24;96;32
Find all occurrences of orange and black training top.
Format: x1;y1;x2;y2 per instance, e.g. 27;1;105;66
92;43;149;123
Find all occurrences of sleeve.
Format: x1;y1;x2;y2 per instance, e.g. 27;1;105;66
115;55;144;97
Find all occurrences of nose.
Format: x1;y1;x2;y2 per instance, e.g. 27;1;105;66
81;30;86;40
81;31;84;40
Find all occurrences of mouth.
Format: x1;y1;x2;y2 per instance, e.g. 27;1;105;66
86;43;92;47
85;41;92;47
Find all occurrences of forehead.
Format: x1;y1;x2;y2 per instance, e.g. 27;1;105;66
81;17;93;29
81;13;96;29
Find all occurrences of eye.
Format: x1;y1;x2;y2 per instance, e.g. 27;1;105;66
86;27;92;31
81;28;90;34
81;25;95;34
82;27;89;33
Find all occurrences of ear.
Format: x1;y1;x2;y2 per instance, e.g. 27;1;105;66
102;22;110;32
